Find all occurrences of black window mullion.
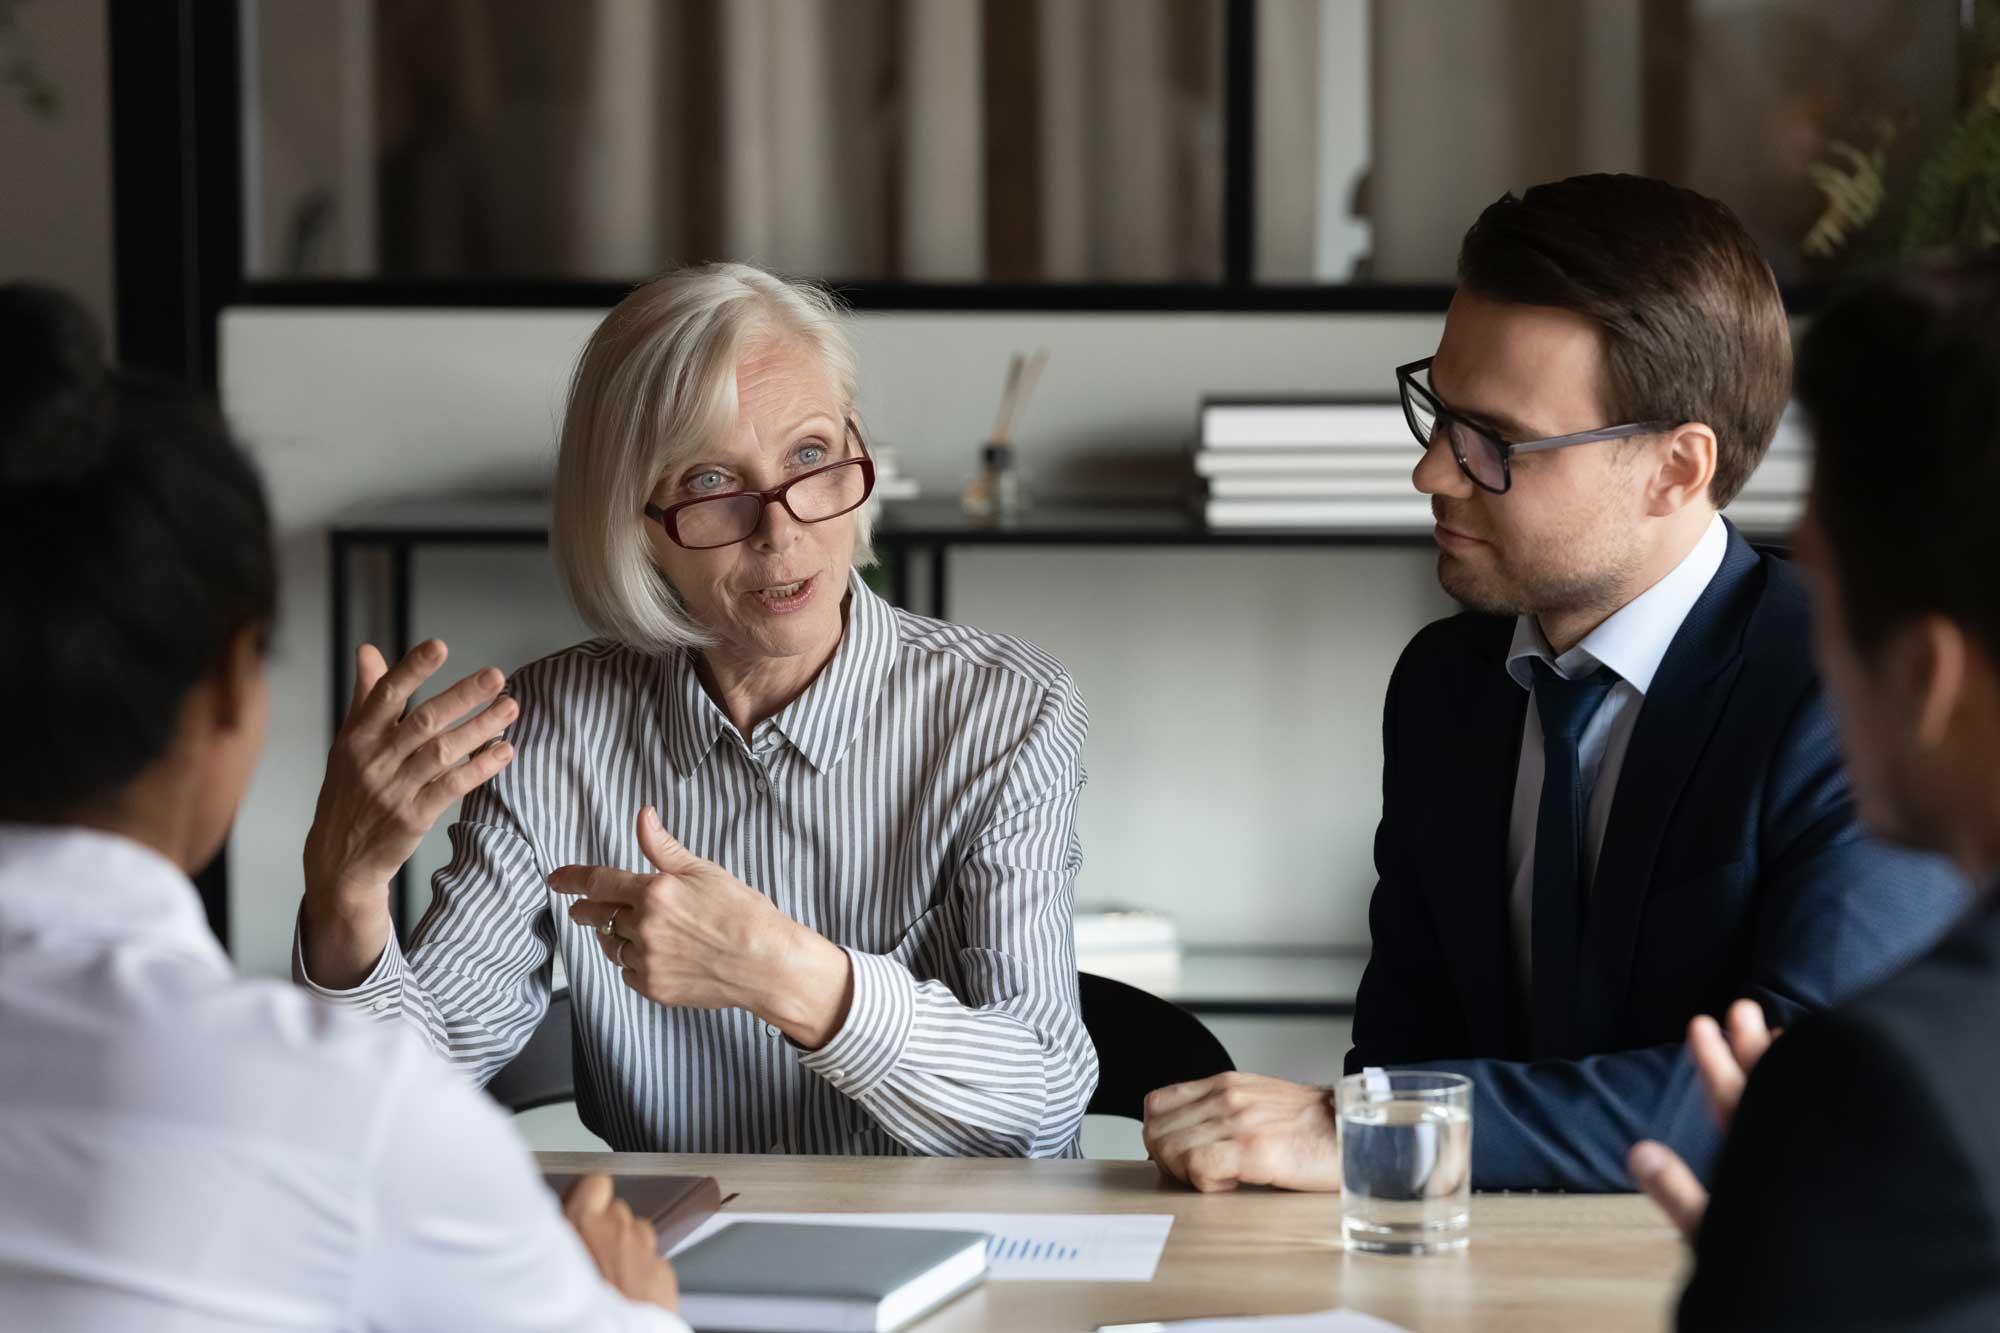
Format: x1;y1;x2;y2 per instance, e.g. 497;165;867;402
1223;0;1256;287
108;0;245;951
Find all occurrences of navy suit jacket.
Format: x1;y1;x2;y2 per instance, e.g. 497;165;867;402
1346;524;1969;1191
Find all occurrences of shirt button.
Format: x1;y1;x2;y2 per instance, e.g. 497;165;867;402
755;779;768;792
764;1022;781;1038
369;1000;390;1014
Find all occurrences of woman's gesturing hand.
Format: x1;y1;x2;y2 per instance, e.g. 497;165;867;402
300;640;517;986
553;806;855;1049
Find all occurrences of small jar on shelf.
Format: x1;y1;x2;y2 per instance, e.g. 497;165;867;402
961;442;1028;522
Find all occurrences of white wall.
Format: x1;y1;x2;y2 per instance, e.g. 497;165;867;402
221;305;1451;979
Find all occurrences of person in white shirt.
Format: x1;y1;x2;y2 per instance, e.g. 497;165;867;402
0;283;686;1332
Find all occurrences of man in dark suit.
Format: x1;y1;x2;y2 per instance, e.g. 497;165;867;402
1627;256;2000;1329
1142;174;1967;1193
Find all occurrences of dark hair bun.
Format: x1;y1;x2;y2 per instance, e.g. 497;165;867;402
0;283;114;488
0;282;277;820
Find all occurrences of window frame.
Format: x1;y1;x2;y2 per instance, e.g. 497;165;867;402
115;0;1864;326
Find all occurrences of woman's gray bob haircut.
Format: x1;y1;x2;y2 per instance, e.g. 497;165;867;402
552;261;873;655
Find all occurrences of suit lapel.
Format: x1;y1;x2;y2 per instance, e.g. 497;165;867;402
1427;619;1529;1057
1574;528;1764;1052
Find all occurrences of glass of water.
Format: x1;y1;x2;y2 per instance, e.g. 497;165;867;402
1336;1069;1473;1255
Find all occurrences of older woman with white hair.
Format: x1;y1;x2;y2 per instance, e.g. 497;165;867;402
294;262;1097;1157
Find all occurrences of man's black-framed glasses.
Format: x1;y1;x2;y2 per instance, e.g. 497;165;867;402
1396;356;1676;495
643;416;876;550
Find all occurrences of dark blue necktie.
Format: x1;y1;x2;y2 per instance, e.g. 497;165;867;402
1528;657;1618;1057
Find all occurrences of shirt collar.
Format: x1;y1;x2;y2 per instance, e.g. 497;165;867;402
0;823;229;971
662;575;901;778
1506;513;1730;695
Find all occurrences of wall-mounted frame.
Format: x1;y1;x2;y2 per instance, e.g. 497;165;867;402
119;0;1984;322
117;0;1995;329
230;0;1414;312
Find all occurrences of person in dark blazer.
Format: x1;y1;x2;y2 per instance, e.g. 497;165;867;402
1142;175;1967;1194
1627;255;2000;1330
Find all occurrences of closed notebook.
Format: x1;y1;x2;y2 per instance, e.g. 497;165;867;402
540;1172;721;1255
672;1222;989;1333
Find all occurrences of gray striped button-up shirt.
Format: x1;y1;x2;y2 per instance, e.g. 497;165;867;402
297;578;1097;1157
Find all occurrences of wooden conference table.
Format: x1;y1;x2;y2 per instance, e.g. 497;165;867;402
538;1152;1685;1333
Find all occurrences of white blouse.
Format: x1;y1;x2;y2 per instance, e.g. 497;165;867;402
0;824;683;1333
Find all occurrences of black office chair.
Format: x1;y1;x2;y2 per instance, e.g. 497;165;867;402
486;987;577;1113
485;974;1236;1122
1079;971;1234;1121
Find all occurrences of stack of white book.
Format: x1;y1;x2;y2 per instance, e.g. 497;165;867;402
1718;412;1809;536
870;443;922;502
1197;399;1427;530
1073;908;1182;995
1197;399;1811;537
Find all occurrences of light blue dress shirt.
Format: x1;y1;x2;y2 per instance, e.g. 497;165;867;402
1504;514;1730;995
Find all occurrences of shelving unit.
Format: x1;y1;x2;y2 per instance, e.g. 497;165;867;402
865;500;1435;619
323;496;1440;1013
1163;946;1366;1017
327;496;1441;731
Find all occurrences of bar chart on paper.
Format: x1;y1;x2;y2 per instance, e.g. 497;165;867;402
990;1233;1079;1264
670;1211;1175;1281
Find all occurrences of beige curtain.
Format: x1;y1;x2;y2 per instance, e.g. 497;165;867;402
358;0;1222;281
1358;0;1957;284
1365;0;1645;282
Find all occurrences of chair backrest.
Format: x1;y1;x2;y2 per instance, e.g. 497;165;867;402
1079;972;1234;1121
485;987;577;1113
484;974;1238;1124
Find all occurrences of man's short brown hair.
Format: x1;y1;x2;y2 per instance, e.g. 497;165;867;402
1457;174;1791;508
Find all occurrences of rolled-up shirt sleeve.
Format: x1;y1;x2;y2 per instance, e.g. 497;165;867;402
799;673;1099;1157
